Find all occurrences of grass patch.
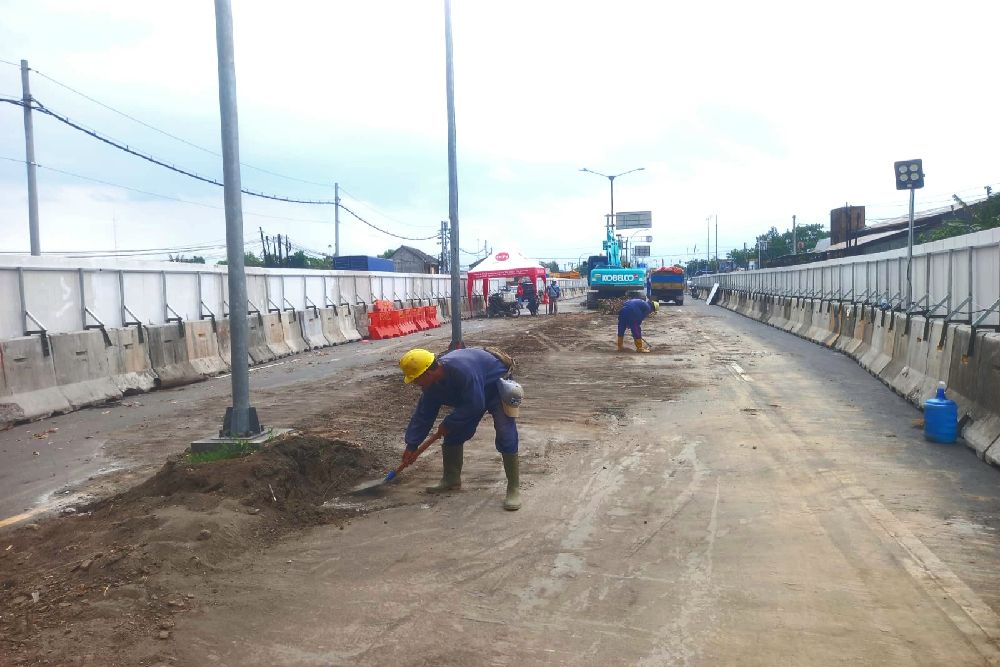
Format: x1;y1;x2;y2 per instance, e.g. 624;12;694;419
186;440;260;464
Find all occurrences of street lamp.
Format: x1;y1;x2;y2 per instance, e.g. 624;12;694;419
579;167;645;228
895;159;924;310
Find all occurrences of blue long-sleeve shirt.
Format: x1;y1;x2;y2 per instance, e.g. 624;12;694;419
619;298;653;324
404;348;509;448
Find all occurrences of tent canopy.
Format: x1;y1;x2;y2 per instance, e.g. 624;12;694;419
467;249;546;299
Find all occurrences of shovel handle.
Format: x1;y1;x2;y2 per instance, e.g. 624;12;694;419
393;430;443;476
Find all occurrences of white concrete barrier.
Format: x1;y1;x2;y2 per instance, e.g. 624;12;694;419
245;316;277;365
184;320;229;377
342;305;363;342
146;324;202;388
262;313;292;359
319;308;348;345
106;326;157;395
299;309;330;349
0;336;72;427
49;330;122;409
280;311;309;354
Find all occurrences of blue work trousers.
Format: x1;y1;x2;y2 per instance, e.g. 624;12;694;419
443;394;518;454
617;313;643;340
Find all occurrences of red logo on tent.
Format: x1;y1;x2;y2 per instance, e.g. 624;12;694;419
495;252;509;261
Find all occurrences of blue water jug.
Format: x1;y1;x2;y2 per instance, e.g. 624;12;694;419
924;381;958;444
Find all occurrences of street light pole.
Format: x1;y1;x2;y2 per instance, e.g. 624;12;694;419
444;0;463;349
579;167;644;232
213;0;260;438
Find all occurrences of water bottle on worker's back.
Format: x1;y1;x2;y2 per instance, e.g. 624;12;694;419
924;382;957;444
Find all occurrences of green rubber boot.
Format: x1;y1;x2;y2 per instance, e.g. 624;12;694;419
426;444;463;493
501;453;521;511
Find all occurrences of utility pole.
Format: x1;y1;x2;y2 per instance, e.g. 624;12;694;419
714;215;718;269
334;182;340;257
259;227;267;264
706;217;710;271
444;0;463;349
213;0;261;438
20;60;40;256
792;214;797;255
438;220;449;272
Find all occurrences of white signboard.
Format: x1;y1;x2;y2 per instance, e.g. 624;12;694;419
616;211;652;230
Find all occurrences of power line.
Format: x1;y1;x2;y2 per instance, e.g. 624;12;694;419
337;203;437;241
0;156;334;225
0;96;340;205
337;186;436;231
27;66;334;188
0;57;18;67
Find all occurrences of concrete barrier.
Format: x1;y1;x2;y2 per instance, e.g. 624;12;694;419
300;309;330;349
0;336;72;427
948;328;1000;460
884;317;929;402
105;326;157;396
246;315;277;365
262;313;292;359
184;320;229;376
878;316;912;393
48;330;123;409
351;304;369;339
319;308;348;345
146;323;202;388
280;311;309;354
833;304;858;354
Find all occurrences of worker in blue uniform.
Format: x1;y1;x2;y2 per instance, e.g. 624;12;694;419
399;348;523;511
617;298;658;353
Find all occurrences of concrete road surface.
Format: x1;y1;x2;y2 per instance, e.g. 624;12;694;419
160;302;1000;666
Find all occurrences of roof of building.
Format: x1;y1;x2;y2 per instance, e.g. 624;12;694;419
392;245;438;265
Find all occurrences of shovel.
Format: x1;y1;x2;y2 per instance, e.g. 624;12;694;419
349;430;442;494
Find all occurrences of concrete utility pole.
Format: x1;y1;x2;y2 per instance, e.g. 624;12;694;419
444;0;463;349
334;182;340;257
213;0;260;438
20;60;40;256
706;217;710;270
714;216;718;268
792;214;797;255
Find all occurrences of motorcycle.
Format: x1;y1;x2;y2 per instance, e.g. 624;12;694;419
488;291;521;318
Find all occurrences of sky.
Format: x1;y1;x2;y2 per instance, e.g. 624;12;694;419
1;0;998;269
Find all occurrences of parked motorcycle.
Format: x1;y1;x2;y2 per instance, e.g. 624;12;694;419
488;291;521;318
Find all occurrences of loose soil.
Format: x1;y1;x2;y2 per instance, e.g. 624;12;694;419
0;310;694;666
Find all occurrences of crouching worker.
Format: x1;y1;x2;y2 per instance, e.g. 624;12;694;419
617;298;658;353
399;348;524;511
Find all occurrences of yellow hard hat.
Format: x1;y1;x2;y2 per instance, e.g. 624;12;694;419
400;348;436;384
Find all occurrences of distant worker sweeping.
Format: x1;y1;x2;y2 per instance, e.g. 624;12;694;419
617;298;658;353
399;348;524;511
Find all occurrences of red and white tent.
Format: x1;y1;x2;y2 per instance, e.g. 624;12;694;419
467;249;547;300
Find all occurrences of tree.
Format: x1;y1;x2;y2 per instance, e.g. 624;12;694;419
540;261;560;273
217;252;264;267
919;196;1000;243
169;254;205;264
378;248;397;259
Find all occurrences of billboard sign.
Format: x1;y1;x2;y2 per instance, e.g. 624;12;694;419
616;211;652;230
633;245;651;257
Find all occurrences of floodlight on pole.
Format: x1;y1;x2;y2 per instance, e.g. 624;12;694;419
894;158;924;310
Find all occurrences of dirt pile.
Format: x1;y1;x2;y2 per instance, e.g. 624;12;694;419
108;435;385;524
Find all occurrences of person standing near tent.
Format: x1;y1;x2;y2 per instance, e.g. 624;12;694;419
546;280;561;315
521;278;539;316
398;347;524;511
617;298;658;353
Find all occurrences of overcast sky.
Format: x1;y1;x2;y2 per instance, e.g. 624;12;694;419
1;0;998;268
